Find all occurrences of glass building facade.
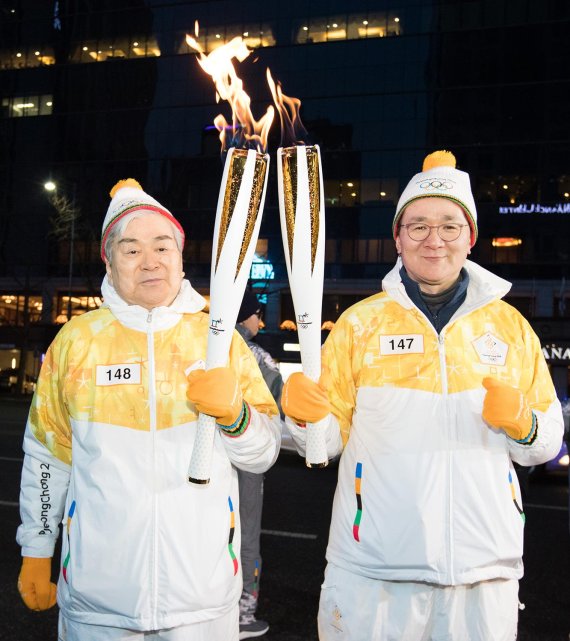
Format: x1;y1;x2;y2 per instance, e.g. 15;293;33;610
0;0;569;397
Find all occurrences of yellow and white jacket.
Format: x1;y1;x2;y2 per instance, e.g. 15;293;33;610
288;259;563;585
17;277;281;630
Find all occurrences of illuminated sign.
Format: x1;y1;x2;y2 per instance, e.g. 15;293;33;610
542;343;570;361
492;237;522;247
250;253;274;280
499;203;570;214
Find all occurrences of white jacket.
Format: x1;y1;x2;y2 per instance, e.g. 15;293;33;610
288;260;563;585
17;277;281;629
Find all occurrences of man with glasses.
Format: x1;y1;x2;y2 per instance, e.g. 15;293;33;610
281;151;563;641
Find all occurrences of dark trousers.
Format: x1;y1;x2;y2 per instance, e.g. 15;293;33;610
237;469;264;596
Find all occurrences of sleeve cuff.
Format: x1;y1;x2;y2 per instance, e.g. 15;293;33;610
218;402;251;438
514;412;538;445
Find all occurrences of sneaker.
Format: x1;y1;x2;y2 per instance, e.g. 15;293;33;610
239;614;269;639
239;591;269;639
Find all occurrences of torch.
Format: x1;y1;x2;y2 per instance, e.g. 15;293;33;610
267;71;328;467
186;27;273;484
277;144;328;468
187;147;269;483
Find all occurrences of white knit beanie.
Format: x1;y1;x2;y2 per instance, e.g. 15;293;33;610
393;151;478;247
100;179;185;261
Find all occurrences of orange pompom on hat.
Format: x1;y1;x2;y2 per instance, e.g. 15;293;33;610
393;150;478;247
100;179;185;261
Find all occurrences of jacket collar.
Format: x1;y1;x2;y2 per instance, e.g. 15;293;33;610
382;257;511;312
101;275;206;332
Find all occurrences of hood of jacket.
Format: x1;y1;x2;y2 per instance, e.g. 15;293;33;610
101;275;206;332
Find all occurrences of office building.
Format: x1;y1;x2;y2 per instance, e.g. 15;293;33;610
1;1;569;398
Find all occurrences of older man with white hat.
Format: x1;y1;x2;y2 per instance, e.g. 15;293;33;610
16;179;281;641
281;151;563;641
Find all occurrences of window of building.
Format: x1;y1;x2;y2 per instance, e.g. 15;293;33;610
70;35;161;63
1;95;53;118
181;24;275;55
1;10;407;71
53;240;101;268
475;239;524;265
360;178;399;205
0;295;43;326
0;47;55;70
475;174;539;203
54;294;102;324
183;239;213;264
324;179;361;207
295;12;402;45
327;238;397;264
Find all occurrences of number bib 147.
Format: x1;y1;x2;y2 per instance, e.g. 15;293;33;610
379;334;424;355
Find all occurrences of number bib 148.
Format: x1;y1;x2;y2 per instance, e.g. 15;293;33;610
96;363;141;386
379;334;424;355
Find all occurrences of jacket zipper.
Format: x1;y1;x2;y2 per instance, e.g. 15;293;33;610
436;330;455;585
147;310;159;629
417;308;455;584
436;289;490;583
400;285;499;584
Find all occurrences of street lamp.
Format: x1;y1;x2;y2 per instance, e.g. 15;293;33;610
44;180;77;322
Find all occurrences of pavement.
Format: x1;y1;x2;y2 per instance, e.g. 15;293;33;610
1;395;569;640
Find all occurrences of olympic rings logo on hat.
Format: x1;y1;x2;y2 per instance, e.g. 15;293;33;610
417;178;455;191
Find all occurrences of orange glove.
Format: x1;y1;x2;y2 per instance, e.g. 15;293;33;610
18;557;57;611
482;377;535;441
282;372;332;424
187;367;243;426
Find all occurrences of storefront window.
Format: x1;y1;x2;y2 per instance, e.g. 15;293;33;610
0;295;43;325
54;294;102;324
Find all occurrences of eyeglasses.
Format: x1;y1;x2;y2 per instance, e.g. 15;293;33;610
400;222;470;242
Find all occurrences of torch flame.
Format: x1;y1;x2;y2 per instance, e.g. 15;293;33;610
186;26;274;153
266;69;308;148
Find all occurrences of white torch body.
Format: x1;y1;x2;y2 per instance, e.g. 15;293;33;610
278;144;328;468
188;147;270;484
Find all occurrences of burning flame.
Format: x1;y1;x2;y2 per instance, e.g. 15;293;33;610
186;23;274;153
266;69;308;148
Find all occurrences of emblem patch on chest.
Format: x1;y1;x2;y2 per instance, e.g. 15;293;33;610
472;332;509;366
379;334;424;355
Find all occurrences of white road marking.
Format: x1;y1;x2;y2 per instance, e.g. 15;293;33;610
261;529;317;540
524;502;568;512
